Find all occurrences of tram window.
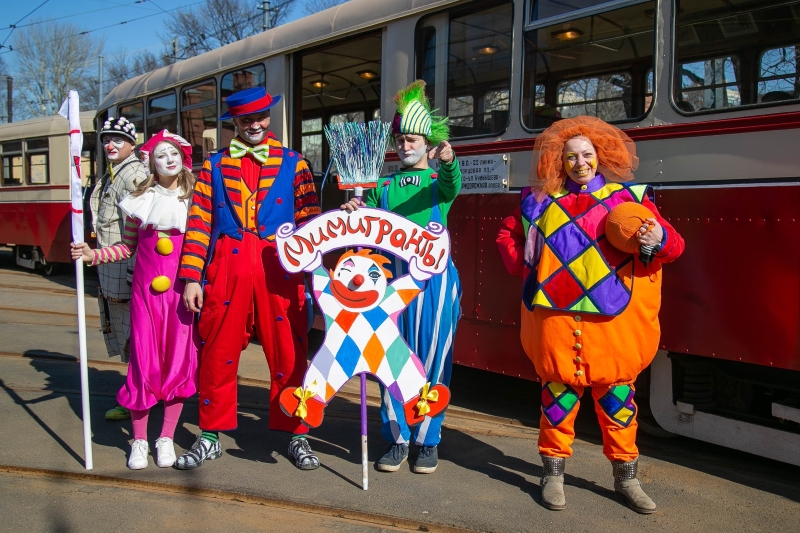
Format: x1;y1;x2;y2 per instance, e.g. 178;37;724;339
446;0;513;138
1;142;23;186
293;32;382;182
415;25;437;104
181;80;217;166
674;0;800;113
26;138;49;185
220;64;266;148
301;117;323;174
146;92;177;139
678;57;740;112
118;101;145;144
759;45;799;103
529;0;611;22
522;0;655;130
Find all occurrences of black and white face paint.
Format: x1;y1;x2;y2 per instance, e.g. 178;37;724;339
153;142;182;178
398;144;428;167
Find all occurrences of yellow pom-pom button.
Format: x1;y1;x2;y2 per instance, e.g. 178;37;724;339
156;237;174;256
151;276;171;293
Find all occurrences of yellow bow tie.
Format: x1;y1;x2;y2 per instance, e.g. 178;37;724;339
229;138;269;164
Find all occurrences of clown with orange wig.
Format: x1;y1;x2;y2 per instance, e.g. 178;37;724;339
280;249;450;429
496;116;684;514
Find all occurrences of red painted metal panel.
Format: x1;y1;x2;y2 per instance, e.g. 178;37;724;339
657;186;800;371
449;194;539;381
0;202;73;263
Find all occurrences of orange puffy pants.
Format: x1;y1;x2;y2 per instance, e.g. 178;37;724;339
197;233;309;434
539;381;638;462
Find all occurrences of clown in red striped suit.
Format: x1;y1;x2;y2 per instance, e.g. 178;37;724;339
176;87;321;470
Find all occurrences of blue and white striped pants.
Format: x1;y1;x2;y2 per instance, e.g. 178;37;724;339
379;258;462;447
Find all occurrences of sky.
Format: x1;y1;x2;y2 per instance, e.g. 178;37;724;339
0;0;317;70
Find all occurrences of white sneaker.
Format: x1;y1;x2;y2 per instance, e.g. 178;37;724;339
128;439;149;470
155;437;176;468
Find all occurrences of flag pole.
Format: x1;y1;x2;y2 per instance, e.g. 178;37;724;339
60;90;93;470
361;372;368;490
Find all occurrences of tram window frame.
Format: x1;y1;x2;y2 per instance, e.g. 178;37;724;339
758;44;800;104
219;63;267;149
1;141;24;187
181;79;218;167
671;0;800;116
521;0;657;132
146;91;178;139
117;100;145;145
25;138;49;185
414;0;524;140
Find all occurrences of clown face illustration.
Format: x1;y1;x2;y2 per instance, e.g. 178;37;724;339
329;252;391;312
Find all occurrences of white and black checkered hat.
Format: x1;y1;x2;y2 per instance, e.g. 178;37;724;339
100;116;137;143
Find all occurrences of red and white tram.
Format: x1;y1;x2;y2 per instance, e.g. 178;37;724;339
96;0;800;464
0;112;96;274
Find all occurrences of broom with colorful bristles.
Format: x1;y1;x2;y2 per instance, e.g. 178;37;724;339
323;119;391;490
324;120;392;203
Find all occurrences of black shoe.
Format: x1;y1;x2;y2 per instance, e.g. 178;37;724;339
376;443;409;472
288;438;320;470
413;445;438;474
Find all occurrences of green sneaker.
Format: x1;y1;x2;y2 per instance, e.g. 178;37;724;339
105;404;131;421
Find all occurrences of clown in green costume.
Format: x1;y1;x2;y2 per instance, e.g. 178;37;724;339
342;80;462;474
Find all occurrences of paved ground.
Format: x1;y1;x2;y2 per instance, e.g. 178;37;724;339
1;250;799;532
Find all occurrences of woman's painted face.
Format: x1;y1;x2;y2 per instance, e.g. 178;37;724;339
394;134;428;167
563;137;598;185
152;142;182;177
330;254;388;312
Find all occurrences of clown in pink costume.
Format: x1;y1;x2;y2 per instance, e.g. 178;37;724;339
72;130;198;470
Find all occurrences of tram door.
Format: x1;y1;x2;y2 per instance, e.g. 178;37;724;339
293;32;382;212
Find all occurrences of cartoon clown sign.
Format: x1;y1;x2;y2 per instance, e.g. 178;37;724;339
276;208;451;429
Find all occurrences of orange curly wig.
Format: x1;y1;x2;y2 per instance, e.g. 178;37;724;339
530;116;639;199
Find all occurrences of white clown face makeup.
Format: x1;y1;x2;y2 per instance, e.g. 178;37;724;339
102;135;134;163
233;112;270;145
153;142;183;177
563;137;598;185
330;253;389;312
395;134;428;168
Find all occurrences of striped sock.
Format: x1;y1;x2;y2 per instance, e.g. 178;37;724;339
201;431;219;443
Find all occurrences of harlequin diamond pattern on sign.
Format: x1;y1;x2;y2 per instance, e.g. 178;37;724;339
598;385;637;427
541;382;580;427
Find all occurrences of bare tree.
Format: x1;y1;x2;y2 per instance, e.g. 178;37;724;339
163;0;298;60
11;20;104;118
303;0;347;15
106;48;175;87
0;55;9;122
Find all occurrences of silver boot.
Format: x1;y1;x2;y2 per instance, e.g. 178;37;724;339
540;455;566;510
613;459;657;514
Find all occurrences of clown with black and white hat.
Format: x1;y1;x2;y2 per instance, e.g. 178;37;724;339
89;115;148;421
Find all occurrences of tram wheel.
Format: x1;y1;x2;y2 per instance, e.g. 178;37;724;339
41;261;59;277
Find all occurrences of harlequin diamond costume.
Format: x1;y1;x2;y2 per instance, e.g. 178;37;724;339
91;116;148;421
279;250;450;428
496;116;684;513
362;81;462;473
177;87;321;470
88;130;199;469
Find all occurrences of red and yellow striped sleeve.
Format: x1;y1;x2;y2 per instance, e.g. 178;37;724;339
91;216;138;265
179;158;214;283
293;158;320;227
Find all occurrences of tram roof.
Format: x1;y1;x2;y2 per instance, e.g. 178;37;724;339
100;0;457;110
0;111;96;142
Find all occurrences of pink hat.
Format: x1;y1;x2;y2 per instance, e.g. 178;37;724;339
140;129;193;171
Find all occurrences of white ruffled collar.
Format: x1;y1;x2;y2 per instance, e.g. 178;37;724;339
118;185;189;232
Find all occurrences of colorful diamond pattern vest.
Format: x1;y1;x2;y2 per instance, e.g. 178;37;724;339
521;179;651;316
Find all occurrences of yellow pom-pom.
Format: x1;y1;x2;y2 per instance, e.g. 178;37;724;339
150;276;171;293
156;237;173;256
605;202;653;254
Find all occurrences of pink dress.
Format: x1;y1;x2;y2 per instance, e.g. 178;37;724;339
93;185;199;410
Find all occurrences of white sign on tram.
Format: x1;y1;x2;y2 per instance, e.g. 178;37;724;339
382;153;510;194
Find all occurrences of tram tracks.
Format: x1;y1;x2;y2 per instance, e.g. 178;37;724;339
0;465;475;533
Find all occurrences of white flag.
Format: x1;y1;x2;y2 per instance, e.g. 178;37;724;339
58;91;84;244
